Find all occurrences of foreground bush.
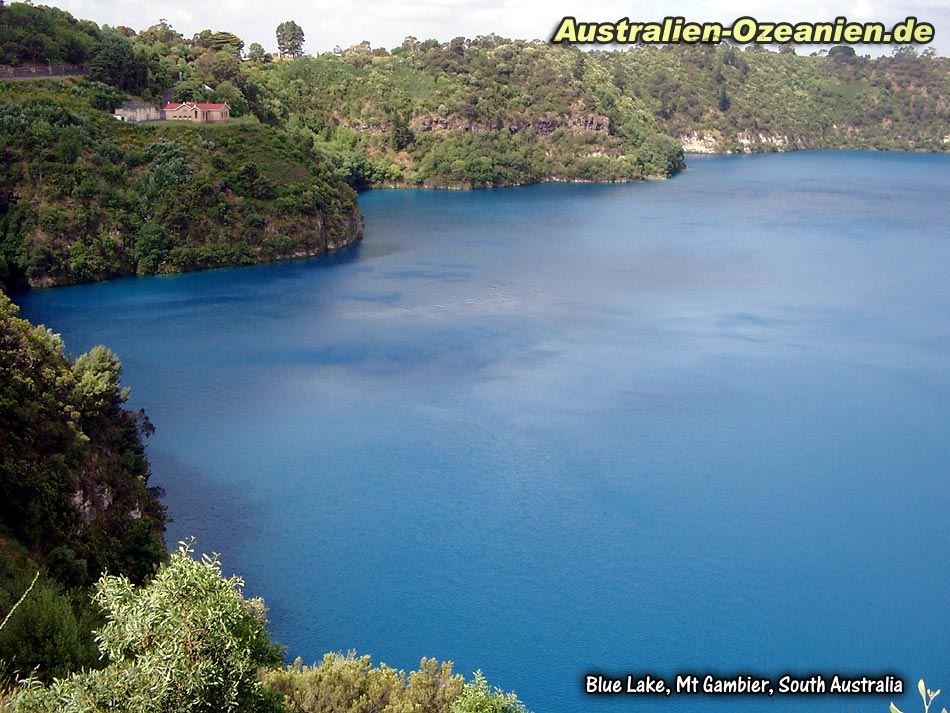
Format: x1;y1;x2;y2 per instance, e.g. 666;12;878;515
9;541;283;712
2;538;531;713
264;653;464;713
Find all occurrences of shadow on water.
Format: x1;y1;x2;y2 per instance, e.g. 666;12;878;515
148;449;272;561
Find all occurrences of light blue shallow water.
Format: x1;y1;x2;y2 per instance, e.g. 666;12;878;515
16;151;950;713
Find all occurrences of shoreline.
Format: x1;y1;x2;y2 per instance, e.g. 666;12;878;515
14;147;950;290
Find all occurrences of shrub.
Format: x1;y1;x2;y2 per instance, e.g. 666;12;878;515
10;541;284;713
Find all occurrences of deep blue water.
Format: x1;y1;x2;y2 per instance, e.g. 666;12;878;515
15;151;950;713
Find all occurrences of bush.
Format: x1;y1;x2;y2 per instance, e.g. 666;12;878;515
451;671;529;713
263;653;464;713
10;541;284;713
0;575;99;684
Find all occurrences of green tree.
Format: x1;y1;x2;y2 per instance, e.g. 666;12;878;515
0;3;99;65
137;19;184;47
206;31;244;55
408;658;465;712
213;80;248;116
248;42;267;62
88;31;146;92
71;345;129;416
829;45;856;58
0;294;165;574
191;29;214;49
11;541;284;713
391;113;415;151
134;222;171;275
276;20;305;58
172;79;212;102
717;86;730;112
636;134;685;178
193;50;241;84
232;163;276;199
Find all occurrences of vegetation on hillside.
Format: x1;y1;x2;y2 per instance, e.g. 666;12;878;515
603;43;950;152
3;4;948;196
253;36;686;187
3;542;529;713
0;3;100;68
0;78;362;289
189;36;948;184
0;293;166;682
8;542;283;712
3;5;948;286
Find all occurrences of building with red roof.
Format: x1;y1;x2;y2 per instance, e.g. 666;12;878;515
161;101;231;123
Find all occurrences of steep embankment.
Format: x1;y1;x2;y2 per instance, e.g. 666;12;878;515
0;291;169;679
0;80;362;289
0;293;166;582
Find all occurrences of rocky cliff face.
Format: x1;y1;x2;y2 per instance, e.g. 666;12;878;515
679;130;809;153
327;210;364;251
406;112;611;137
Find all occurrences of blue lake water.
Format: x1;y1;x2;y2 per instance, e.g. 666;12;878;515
15;151;950;713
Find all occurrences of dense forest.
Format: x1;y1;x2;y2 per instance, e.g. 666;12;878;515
2;3;948;179
2;3;949;286
247;37;949;178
